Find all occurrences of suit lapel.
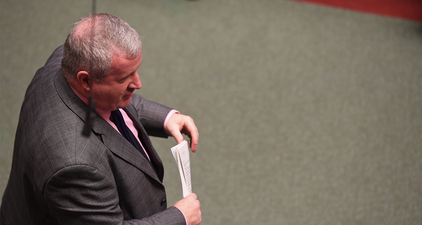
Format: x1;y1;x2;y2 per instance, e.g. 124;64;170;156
54;69;163;183
123;105;165;181
101;127;162;182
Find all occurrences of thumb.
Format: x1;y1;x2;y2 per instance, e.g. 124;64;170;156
172;130;184;144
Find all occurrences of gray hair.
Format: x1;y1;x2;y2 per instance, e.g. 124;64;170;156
62;13;141;82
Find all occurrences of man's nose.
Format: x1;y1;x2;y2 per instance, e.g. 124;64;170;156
129;73;142;89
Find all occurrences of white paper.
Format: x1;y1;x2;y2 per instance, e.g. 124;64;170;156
171;140;192;197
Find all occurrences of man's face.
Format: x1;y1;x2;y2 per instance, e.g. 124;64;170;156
91;49;143;111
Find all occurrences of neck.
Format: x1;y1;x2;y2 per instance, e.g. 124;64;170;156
68;77;114;125
66;77;90;100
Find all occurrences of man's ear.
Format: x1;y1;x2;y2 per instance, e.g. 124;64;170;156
76;71;91;92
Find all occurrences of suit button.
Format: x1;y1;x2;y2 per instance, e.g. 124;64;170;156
161;198;166;205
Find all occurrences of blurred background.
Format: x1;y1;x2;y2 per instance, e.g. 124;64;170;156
1;0;421;224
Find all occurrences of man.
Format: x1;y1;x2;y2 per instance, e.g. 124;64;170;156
0;14;201;225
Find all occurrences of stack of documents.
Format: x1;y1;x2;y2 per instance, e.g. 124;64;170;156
171;140;192;197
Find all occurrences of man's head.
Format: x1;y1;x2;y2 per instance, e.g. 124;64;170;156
62;14;143;111
62;13;141;82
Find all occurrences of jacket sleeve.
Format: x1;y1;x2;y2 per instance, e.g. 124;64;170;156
127;94;173;138
44;165;186;225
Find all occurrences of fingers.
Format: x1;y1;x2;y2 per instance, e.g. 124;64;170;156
173;193;201;225
185;192;197;200
172;131;185;145
166;114;186;144
167;114;199;152
183;117;199;152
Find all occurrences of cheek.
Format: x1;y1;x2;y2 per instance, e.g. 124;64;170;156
104;85;125;96
92;84;129;107
116;86;129;98
109;86;130;105
94;87;118;104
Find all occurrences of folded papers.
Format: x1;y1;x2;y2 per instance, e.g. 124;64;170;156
170;140;192;197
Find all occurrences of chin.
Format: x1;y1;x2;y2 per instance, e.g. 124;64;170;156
118;98;132;108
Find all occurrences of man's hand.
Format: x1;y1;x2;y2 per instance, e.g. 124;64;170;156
173;193;201;225
165;113;199;152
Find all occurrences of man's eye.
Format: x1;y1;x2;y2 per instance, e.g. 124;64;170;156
119;76;130;83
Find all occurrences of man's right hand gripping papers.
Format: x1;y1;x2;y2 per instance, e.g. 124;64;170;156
173;193;202;225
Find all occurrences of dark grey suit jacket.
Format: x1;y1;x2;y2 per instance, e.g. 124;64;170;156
0;46;186;225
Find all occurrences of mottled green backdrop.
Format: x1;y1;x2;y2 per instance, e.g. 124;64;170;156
1;0;421;224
